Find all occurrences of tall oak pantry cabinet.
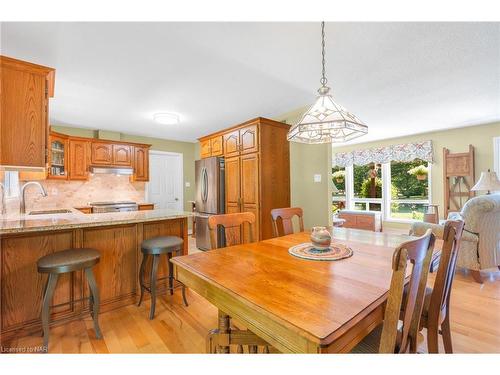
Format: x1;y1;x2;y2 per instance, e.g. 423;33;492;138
198;117;290;241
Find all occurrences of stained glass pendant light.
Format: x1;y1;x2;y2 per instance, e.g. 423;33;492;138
287;22;368;144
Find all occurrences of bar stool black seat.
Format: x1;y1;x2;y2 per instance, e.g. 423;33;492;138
37;248;102;351
138;236;188;319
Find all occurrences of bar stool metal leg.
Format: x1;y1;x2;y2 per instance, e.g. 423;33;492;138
41;273;59;350
149;254;160;320
85;267;102;339
167;252;174;296
137;253;147;307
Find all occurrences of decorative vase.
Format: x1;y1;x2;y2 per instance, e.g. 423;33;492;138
310;226;332;251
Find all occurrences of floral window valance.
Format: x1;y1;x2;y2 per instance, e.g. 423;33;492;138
333;140;433;167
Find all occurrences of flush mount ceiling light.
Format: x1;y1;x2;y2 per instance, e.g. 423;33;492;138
287;22;368;144
153;112;180;125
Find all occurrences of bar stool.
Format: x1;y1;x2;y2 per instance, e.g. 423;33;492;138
138;236;188;319
37;248;102;350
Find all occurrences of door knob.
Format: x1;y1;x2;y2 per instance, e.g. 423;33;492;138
175;198;179;201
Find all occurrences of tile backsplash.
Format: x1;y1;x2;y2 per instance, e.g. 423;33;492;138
3;174;145;216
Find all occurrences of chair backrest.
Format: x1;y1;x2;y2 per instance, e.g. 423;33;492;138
207;212;256;250
379;229;435;353
270;207;304;237
428;220;465;323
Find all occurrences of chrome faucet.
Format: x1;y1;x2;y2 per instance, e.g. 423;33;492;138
0;182;5;215
20;181;47;214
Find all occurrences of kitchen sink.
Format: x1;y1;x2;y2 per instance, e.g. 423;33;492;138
28;209;73;215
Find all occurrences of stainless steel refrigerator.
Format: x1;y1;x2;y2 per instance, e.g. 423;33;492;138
195;157;225;250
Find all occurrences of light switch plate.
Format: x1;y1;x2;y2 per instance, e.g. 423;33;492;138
185;182;191;187
314;174;322;183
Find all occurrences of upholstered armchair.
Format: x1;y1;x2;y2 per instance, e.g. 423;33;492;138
410;194;500;283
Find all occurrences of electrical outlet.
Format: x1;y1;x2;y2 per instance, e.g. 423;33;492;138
314;174;322;183
185;182;191;187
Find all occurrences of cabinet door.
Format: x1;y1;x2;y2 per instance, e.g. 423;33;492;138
210;136;223;156
240;153;259;241
225;156;241;214
240;124;259;154
91;142;113;165
200;139;211;159
112;144;132;166
48;134;68;180
1;65;47;168
133;146;149;181
223;130;240;157
69;139;89;180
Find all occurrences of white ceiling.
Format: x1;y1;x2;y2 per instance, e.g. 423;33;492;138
1;22;499;143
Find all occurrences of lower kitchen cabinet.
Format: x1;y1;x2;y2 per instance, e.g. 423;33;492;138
0;217;188;344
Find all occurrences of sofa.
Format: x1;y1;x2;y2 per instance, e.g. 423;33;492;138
410;194;500;283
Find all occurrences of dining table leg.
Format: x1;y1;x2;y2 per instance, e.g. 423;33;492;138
218;310;231;354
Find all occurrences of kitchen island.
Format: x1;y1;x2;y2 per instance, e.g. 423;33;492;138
0;209;191;345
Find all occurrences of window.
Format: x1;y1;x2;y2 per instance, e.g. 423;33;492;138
387;159;430;221
352;163;382;212
332;166;346;213
332;159;431;222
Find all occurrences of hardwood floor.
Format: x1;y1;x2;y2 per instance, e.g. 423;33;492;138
7;236;500;353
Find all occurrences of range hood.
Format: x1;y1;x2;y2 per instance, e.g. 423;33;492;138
90;166;134;175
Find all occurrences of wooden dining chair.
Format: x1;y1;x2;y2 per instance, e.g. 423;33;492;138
411;220;465;353
351;229;436;353
270;207;304;237
208;212;256;250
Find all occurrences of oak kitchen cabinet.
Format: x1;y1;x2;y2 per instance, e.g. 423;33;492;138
198;117;290;240
200;135;224;158
68;138;90;180
49;130;150;181
47;132;69;179
0;56;55;169
132;145;149;181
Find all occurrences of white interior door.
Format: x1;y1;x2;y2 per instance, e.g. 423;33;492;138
147;151;183;210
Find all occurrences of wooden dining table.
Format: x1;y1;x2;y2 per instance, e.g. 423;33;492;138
171;228;430;353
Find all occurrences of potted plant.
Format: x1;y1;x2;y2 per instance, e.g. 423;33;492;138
332;170;345;183
407;165;428;181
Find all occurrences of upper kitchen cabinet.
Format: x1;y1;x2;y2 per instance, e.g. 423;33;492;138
239;124;258;154
112;144;132;166
91;142;113;165
91;141;136;167
199;135;224;159
68;138;90;180
200;139;211;158
132;145;150;181
221;124;258;158
0;56;55;169
223;130;240;158
48;132;69;179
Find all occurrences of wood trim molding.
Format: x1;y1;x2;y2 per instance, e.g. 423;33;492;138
198;117;289;141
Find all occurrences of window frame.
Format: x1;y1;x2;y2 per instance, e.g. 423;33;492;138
338;161;432;223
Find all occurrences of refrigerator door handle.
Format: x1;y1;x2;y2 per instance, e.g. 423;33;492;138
202;167;209;203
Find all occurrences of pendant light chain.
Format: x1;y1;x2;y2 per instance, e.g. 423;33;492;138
320;21;328;87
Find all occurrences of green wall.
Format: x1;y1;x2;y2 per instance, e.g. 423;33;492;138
51;125;197;212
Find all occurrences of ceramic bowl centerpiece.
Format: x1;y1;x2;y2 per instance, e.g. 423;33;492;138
310;226;332;251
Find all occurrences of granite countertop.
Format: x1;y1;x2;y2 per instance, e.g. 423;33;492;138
0;208;192;235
